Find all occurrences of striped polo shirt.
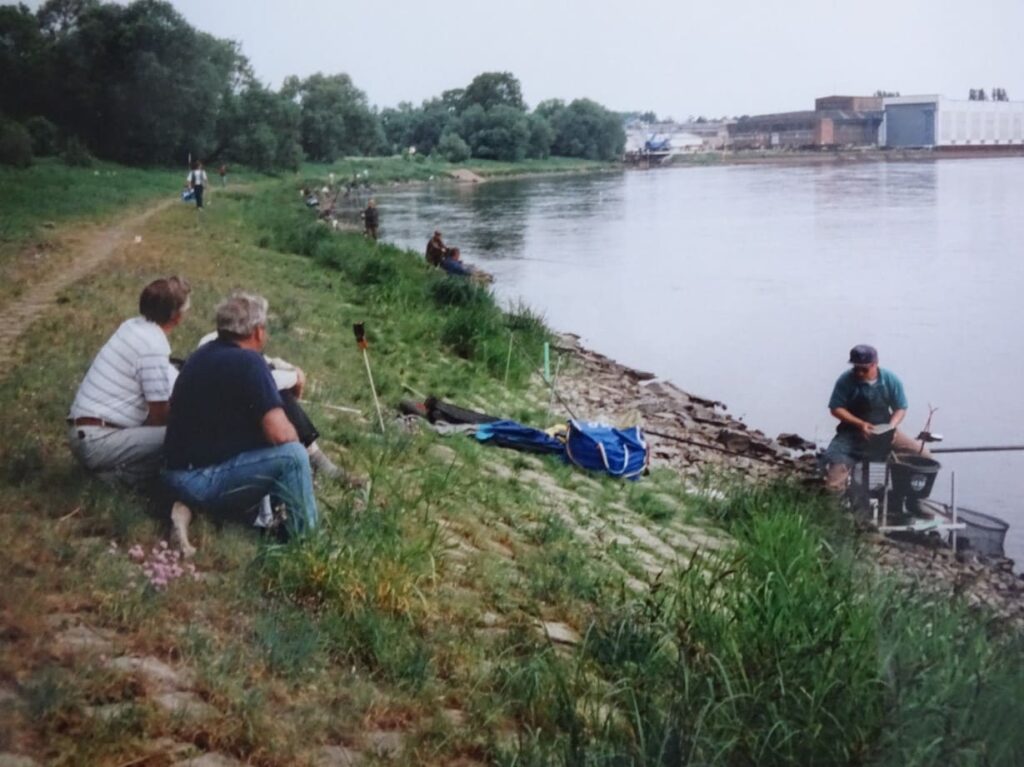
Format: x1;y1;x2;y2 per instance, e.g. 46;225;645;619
69;317;177;427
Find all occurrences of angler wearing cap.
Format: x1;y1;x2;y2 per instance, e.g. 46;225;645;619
823;344;930;492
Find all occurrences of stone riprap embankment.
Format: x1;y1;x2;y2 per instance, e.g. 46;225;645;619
549;333;817;481
551;332;1024;628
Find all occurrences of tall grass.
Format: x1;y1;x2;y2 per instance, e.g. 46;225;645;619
486;483;1024;766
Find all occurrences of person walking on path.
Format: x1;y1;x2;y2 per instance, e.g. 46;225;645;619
187;161;208;210
163;292;319;555
67;277;191;486
823;344;930;492
362;199;379;241
218;163;228;187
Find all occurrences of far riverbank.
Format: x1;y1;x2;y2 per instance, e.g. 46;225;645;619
649;145;1024;170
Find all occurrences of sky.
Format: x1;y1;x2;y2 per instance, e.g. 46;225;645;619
22;0;1024;118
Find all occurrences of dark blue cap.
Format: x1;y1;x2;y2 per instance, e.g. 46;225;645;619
848;344;878;365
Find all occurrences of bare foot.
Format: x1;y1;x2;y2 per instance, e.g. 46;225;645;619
170;502;196;559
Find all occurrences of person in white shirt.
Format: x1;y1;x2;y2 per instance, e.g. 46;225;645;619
68;277;190;485
186;162;208;209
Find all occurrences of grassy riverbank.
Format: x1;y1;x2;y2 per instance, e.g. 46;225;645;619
303;155;618;184
1;169;1023;766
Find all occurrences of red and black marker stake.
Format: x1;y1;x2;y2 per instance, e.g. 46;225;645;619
353;322;386;433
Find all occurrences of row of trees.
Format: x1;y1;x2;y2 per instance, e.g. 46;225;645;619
378;73;624;162
0;0;624;170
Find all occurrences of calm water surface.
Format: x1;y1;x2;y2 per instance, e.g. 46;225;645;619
379;159;1024;565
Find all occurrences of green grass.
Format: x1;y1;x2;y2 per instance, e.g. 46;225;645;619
0;158;184;249
2;170;1023;765
479;483;1024;766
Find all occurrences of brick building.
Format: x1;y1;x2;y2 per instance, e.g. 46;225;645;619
728;96;883;149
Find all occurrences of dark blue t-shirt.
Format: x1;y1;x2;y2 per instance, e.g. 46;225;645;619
165;338;283;469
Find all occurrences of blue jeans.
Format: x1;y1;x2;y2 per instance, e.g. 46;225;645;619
163;442;318;537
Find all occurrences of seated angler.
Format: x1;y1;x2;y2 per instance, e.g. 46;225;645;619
425;230;447;266
163;292;318;556
67;277;191;486
823;344;931;493
439;246;473;277
193;330;350;481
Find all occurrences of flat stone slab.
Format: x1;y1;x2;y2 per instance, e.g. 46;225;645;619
364;730;404;759
537;621;581;646
315;745;364;766
0;684;20;708
143;739;195;759
153;691;218;721
427;444;458;464
441;708;467;727
0;755;41;767
171;754;245;767
53;624;114;657
85;702;136;721
107;656;194;692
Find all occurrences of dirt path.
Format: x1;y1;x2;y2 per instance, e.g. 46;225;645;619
0;198;175;370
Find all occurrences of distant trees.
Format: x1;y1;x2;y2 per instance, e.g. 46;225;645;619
0;0;298;168
378;74;624;162
380;99;453;156
459;71;524;112
0;4;626;169
282;73;383;161
542;98;625;160
217;83;302;171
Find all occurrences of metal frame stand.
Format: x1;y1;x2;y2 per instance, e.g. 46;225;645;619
863;458;965;537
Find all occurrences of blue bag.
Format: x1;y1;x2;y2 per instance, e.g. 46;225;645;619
475;420;565;454
565;420;648;479
181;188;195;202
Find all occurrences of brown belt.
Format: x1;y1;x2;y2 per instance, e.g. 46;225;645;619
68;416;125;429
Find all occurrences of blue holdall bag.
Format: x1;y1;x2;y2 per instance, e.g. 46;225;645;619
565;419;648;479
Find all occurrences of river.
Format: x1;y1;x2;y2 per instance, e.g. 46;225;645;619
379;158;1024;566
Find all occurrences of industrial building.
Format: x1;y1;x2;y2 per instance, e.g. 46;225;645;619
728;96;883;150
882;95;1024;148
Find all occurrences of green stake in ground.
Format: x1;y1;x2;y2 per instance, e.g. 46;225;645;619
353;321;386;433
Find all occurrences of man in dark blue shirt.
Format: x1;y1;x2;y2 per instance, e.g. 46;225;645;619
163;292;318;556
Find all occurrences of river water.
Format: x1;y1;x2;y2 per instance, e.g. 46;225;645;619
379;158;1024;565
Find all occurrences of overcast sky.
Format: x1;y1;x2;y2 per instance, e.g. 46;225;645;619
26;0;1024;118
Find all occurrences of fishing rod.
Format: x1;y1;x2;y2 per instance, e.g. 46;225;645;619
930;445;1024;454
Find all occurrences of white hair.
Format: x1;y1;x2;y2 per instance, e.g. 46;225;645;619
215;292;268;338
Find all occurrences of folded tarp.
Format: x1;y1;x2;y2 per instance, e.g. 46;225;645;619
475;420;565;454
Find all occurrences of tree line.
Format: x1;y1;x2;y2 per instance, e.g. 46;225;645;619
0;0;625;170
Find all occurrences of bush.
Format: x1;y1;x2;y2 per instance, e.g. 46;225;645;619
436;131;471;163
24;116;59;156
431;277;492;310
62;136;94;167
0;119;34;168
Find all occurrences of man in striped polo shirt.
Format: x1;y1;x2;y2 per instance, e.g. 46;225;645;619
67;277;191;485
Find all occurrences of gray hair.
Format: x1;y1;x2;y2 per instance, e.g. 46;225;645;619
215;292;268;339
